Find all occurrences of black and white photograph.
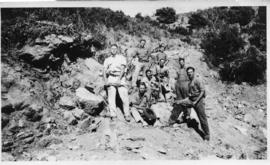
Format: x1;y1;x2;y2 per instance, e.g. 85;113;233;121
0;0;268;161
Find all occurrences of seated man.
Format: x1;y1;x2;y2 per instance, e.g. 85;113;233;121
140;69;158;94
130;82;151;126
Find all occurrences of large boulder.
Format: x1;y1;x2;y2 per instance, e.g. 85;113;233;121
5;88;30;111
19;34;74;68
19;45;52;64
59;95;76;110
23;104;43;122
75;87;105;116
63;111;77;125
151;102;172;126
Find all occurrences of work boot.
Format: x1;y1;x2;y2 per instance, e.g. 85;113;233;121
204;135;210;141
124;115;131;122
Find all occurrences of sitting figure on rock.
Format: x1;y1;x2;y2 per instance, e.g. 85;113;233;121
140;69;158;95
103;44;131;122
130;82;156;126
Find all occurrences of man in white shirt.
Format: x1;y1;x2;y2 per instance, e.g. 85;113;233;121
103;44;131;122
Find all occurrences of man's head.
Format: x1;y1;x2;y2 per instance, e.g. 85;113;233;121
72;79;81;90
179;57;185;68
139;39;146;48
110;44;118;55
145;69;152;79
90;44;96;53
159;59;165;66
139;82;147;94
186;66;195;80
159;43;166;52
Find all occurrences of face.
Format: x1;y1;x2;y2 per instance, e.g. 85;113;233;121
140;40;146;48
179;59;185;68
111;45;118;55
160;46;165;52
146;70;152;78
73;80;81;90
90;45;96;53
139;84;146;94
187;68;194;80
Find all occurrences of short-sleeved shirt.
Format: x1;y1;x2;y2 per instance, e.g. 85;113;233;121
188;77;205;101
103;54;126;76
156;52;167;62
141;76;158;90
134;47;151;62
149;92;165;105
131;91;149;108
156;65;169;79
177;67;189;82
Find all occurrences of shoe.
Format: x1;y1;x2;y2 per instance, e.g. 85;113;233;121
124;115;131;122
204;135;210;141
110;114;117;120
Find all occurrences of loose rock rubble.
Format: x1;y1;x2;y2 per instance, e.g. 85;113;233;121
1;33;266;160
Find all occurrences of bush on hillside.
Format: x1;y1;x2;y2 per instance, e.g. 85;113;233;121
155;7;176;24
226;7;255;26
201;22;266;84
188;12;209;29
1;8;129;52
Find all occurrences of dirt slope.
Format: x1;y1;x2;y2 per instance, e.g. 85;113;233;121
2;42;265;161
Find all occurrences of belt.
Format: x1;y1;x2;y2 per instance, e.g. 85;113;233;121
108;73;121;77
138;59;149;63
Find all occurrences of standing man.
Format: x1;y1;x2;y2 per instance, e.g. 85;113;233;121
103;44;131;122
168;67;210;141
156;58;170;101
175;57;191;120
132;39;151;88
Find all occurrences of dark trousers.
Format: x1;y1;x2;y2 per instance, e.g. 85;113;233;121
169;98;209;136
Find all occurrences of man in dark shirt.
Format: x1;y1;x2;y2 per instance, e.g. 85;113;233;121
169;66;210;141
175;57;191;120
130;82;150;126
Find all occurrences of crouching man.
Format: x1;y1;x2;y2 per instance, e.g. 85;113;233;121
168;67;210;141
130;82;156;126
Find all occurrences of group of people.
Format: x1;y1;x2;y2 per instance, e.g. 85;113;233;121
103;39;210;141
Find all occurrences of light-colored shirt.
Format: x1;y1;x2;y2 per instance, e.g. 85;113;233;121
134;47;151;62
141;76;158;90
103;54;126;76
156;65;169;79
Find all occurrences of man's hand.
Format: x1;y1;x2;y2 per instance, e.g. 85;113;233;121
115;79;121;85
192;101;197;107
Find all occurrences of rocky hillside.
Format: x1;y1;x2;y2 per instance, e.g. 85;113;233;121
1;8;267;161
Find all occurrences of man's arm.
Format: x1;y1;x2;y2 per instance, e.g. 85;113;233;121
117;56;127;82
103;60;108;85
193;79;205;106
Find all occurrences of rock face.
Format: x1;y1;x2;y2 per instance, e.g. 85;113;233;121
151;103;172;125
75;87;105;116
59;96;76;110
